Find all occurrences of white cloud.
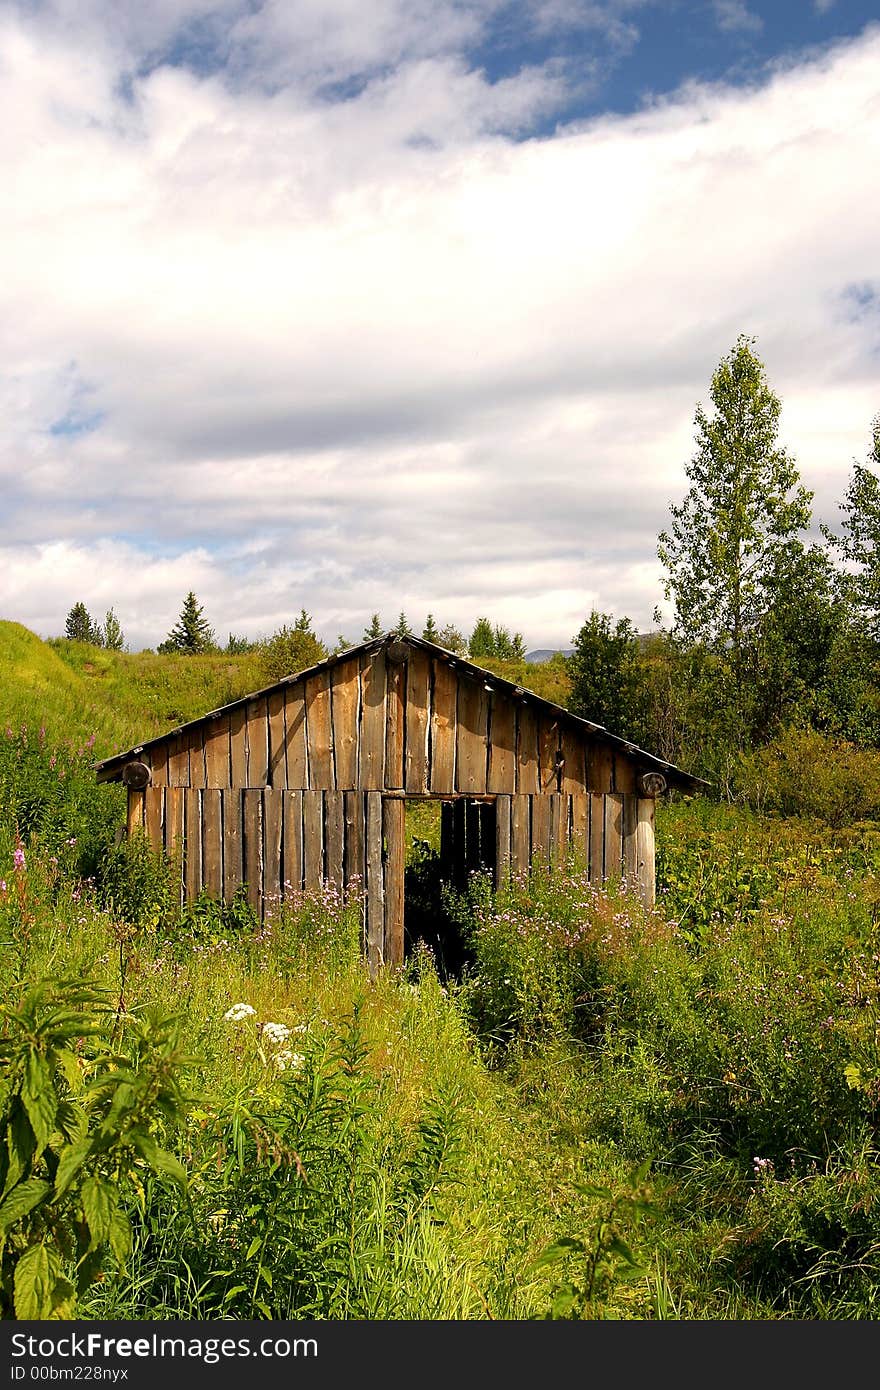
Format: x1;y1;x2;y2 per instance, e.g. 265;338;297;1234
712;0;763;36
1;11;879;650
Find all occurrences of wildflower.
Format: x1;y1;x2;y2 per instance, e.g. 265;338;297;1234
13;846;26;872
261;1022;291;1045
274;1050;305;1072
223;1003;256;1022
0;880;6;893
752;1156;774;1177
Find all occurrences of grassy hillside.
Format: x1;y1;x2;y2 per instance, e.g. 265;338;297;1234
0;623;265;759
1;624;573;762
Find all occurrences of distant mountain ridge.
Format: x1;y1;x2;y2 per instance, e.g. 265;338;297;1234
525;648;573;664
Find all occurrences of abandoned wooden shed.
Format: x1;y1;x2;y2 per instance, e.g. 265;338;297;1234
95;633;702;972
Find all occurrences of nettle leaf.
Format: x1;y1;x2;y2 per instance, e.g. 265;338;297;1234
81;1176;118;1249
54;1100;87;1145
131;1132;187;1187
13;1242;53;1319
628;1159;652;1187
528;1237;584;1270
108;1209;131;1264
23;1054;58;1155
0;1178;51;1231
54;1138;93;1199
550;1284;578;1319
574;1182;612;1199
56;1049;85;1094
607;1236;637;1266
3;1108;33;1198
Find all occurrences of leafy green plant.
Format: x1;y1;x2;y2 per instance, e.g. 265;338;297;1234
0;979;195;1318
530;1161;654;1318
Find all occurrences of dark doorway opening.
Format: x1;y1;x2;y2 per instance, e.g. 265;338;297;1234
403;797;497;980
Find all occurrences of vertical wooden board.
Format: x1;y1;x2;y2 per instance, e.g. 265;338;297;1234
263;790;283;909
204;716;231;788
604;793;623;880
229;706;248;788
623;794;639;888
456;678;489;793
165;786;184;855
149;744;168;787
560;728;587;796
550;794;568;866
303;790;324;890
384;659;405;790
516;706;540;794
243;788;263;913
325;790;345;889
343;790;365;898
488;693;516;793
383;797;405;967
247;697;270;789
184;790;201;901
222;789;243;900
144;787;163;849
531;794;551;868
590;793;605;882
267;690;287;789
589;742;613;794
331;659;360;789
202;789;223;898
511;795;530;875
284;683;309;789
126;788;145;835
614;755;636;794
538;715;560;793
365;791;384;977
282;790;303;895
359;653;386;790
404;651;430;793
187;727;206;788
571;794;589;864
637;798;656;908
495;795;511;885
167;735;189;788
430;659;457;794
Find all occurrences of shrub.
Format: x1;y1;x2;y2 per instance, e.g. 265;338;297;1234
735;726;880;825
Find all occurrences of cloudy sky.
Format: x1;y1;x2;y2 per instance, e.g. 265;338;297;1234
2;0;879;652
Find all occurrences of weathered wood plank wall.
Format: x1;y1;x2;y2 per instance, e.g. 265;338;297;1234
141;651;638;799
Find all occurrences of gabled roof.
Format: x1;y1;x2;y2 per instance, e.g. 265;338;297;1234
94;632;706;790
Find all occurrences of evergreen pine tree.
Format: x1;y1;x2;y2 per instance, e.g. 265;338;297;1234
422;613;439;642
65;602;102;645
363;614;384;640
159;592;216;654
